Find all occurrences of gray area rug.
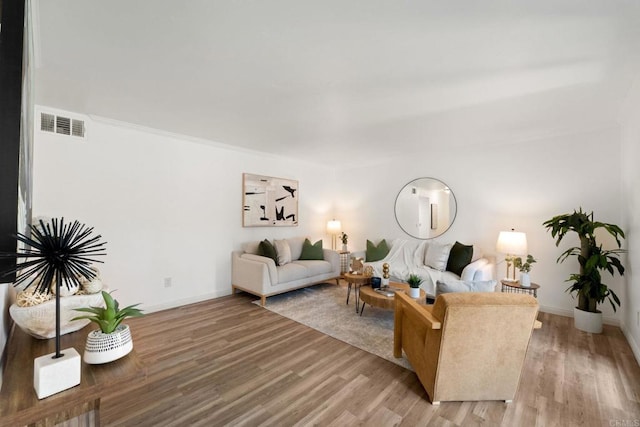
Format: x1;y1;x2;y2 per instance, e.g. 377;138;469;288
254;283;413;370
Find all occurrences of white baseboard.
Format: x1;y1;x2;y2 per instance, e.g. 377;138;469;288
144;289;232;314
538;305;620;327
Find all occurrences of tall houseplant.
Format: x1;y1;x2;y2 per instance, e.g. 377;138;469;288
543;209;625;331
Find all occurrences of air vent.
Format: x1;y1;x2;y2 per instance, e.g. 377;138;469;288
40;112;86;139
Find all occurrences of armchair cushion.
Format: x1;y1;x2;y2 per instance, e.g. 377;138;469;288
435;279;497;297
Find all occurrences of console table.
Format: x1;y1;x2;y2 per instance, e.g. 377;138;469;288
0;324;145;426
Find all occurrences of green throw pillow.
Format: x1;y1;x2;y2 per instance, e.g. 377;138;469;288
258;239;278;265
299;238;324;260
366;239;390;262
446;241;473;276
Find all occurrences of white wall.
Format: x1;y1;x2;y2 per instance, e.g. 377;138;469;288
335;127;625;322
621;80;640;361
31;112;337;313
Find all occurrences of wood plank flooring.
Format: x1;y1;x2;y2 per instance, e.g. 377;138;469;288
100;290;640;426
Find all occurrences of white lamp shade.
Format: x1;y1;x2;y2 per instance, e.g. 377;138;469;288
326;220;342;234
496;231;528;255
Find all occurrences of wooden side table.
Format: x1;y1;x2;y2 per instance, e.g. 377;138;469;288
342;272;370;312
500;280;540;298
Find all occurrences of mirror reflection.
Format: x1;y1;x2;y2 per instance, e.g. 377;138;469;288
394;177;457;239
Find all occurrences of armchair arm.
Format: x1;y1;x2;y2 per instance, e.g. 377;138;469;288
394;292;441;358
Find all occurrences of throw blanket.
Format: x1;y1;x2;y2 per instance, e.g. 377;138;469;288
366;239;458;297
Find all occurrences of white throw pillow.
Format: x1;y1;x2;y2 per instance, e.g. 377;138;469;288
460;258;489;281
274;239;292;266
435;279;497;297
424;241;452;271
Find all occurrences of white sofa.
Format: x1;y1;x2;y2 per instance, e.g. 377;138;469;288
232;237;341;305
355;239;495;297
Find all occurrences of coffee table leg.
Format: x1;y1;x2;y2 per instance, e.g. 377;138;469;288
355;284;360;313
346;282;351;305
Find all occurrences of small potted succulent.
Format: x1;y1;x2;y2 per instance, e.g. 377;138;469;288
406;274;423;298
72;290;144;364
514;254;536;287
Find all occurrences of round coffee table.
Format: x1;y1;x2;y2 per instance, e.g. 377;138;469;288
342;272;371;313
358;282;426;315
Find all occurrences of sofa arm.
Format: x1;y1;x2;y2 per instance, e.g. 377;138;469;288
461;258;494;281
240;253;278;284
232;252;276;294
322;249;341;274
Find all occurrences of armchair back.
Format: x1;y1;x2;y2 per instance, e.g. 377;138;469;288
394;291;540;404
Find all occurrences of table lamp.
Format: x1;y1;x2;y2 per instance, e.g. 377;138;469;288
496;229;527;282
326;219;342;251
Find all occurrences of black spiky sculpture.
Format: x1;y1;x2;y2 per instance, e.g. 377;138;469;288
2;218;107;358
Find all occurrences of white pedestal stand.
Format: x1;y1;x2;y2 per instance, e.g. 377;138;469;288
34;347;81;399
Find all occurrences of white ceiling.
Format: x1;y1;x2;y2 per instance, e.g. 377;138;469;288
33;0;640;165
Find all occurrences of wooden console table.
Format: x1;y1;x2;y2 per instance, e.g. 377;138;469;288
0;324;145;426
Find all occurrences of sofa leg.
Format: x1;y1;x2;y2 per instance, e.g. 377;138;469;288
431;401;440;406
261;296;266;306
232;285;237;295
504;400;513;404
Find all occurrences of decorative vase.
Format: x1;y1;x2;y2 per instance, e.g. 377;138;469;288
83;324;133;364
573;307;603;334
520;273;531;287
409;287;421;298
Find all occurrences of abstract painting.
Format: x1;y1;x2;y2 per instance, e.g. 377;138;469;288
243;173;298;227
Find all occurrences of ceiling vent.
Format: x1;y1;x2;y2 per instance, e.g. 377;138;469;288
40;112;86;139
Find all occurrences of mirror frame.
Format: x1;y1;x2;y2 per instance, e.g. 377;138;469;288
394;177;457;240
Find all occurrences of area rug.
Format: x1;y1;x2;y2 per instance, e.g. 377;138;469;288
253;283;413;370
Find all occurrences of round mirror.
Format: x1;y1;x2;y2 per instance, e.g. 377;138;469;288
394;177;457;239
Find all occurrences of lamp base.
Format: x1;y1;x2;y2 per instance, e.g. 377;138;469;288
34;347;81;399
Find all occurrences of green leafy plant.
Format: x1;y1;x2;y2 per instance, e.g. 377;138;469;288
340;232;348;245
543;208;625;313
72;290;144;334
514;255;536;273
406;274;423;289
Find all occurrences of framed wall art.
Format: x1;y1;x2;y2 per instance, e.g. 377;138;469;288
431;203;438;230
243;173;298;227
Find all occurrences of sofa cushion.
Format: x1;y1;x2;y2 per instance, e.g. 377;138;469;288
274;239;292;266
424;241;452;271
292;260;333;276
287;237;306;261
366;239;390;262
446;241;473;276
243;241;261;255
299;239;324;260
258;239;278;264
435;279;497;297
277;263;309;284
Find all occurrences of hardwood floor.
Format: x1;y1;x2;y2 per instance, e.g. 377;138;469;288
101;292;640;426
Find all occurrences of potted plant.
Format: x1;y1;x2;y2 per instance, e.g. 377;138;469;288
406;274;423;298
340;232;348;251
72;290;144;364
543;208;625;333
513;255;536;287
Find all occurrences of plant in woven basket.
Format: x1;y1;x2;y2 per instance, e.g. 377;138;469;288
72;290;144;334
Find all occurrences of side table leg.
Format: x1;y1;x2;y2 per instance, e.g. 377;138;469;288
360;302;366;316
346;283;351;305
355;285;360;313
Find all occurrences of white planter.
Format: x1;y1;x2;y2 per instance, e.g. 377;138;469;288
409;287;421;298
520;273;531;287
573;307;603;334
83;324;133;364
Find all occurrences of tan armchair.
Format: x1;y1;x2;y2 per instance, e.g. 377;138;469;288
394;291;541;404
